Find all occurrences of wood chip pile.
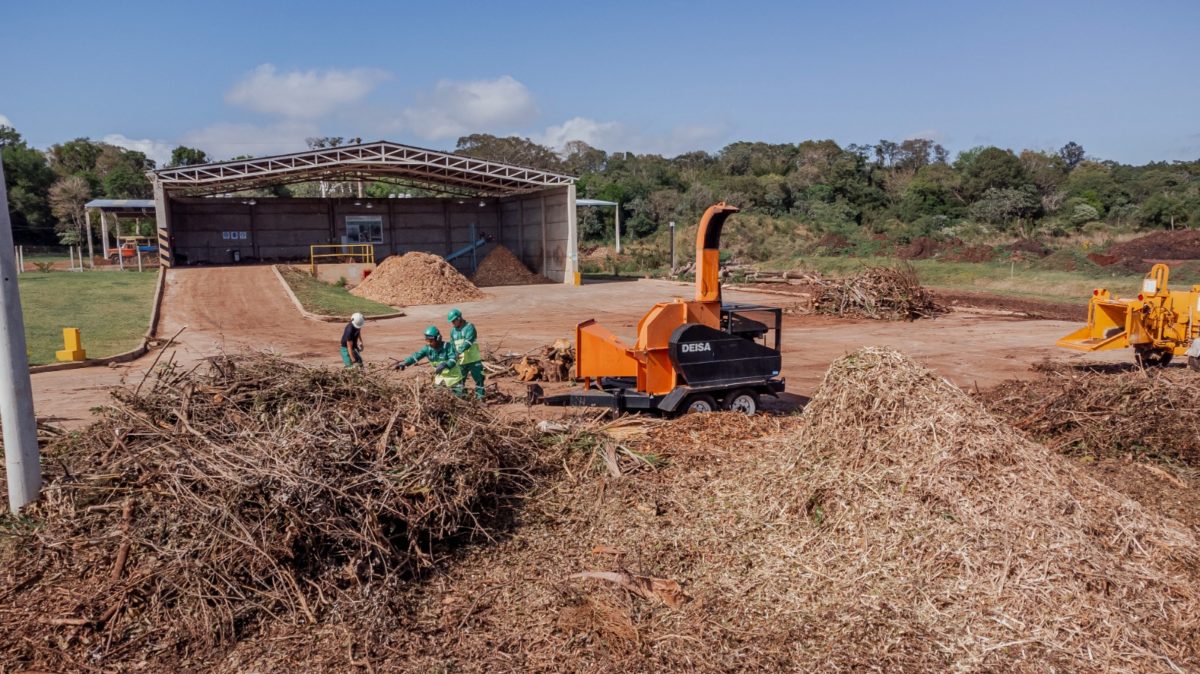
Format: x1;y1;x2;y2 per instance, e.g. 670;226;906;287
349;252;483;306
0;355;539;671
812;264;946;320
980;361;1200;465
472;246;551;287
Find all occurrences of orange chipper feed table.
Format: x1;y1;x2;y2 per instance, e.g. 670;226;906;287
543;202;785;415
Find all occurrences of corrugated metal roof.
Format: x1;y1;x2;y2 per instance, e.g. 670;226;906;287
84;199;156;209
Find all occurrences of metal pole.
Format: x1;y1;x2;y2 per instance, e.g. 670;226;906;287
137;248;143;273
68;245;74;270
116;220;124;271
669;220;676;272
85;209;95;269
0;161;41;510
615;205;621;255
100;210;109;261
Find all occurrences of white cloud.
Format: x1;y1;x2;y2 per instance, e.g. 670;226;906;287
102;133;173;166
226;64;386;119
402;75;539;140
535;116;727;157
180;121;317;161
0;114;10;128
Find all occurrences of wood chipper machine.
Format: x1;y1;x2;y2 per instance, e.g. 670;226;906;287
1057;263;1200;370
542;202;785;415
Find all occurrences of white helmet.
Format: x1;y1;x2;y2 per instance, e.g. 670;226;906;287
351;312;365;328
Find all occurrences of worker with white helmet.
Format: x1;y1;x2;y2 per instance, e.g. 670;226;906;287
340;312;366;368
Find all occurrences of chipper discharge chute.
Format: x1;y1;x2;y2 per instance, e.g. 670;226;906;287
542;202;785;415
1057;263;1200;370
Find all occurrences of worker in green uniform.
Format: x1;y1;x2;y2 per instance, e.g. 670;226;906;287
393;326;465;394
447;308;485;400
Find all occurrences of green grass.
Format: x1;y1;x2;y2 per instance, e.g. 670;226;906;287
277;266;397;317
19;270;158;365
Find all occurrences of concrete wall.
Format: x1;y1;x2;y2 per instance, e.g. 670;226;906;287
166;193;570;275
497;186;574;282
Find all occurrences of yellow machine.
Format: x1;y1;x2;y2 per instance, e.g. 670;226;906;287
1057;263;1200;370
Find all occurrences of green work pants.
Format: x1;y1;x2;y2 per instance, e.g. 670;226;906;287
462;361;485;399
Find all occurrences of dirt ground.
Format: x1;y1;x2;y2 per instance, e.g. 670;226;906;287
30;265;1124;427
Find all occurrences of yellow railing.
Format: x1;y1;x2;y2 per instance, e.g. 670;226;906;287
310;243;376;276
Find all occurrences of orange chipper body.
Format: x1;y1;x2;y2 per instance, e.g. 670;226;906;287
574;202;738;395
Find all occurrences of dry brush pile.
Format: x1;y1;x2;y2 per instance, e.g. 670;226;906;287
328;348;1200;672
980;361;1200;465
812;263;946;320
0;355;541;671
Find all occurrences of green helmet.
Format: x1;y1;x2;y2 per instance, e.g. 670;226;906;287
423;325;441;340
447;308;463;323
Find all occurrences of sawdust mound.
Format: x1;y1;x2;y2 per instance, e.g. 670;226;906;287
472;245;551;286
0;355;539;671
980;361;1200;465
219;350;1200;672
350;252;483;306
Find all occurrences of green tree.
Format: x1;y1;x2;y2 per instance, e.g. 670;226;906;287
167;146;210;167
958;147;1027;200
968;186;1040;236
1059;141;1085;169
455;134;562;171
1;125;56;243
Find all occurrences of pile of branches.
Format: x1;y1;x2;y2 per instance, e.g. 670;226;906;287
487;339;576;382
979;361;1200;464
812;263;945;320
0;355;540;671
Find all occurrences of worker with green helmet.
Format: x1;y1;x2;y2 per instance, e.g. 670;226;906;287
447;308;485;400
393;326;465;393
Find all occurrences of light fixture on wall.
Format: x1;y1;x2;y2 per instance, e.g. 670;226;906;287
365;202;374;209
353;200;362;207
247;199;256;206
478;200;486;207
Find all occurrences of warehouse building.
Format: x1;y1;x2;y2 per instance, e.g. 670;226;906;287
150;141;580;282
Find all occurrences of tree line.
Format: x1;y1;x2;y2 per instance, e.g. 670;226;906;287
5;123;1198;247
455;134;1200;245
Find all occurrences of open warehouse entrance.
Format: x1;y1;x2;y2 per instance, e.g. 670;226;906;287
149;141;581;283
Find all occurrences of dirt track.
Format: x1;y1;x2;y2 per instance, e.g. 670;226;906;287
31;266;1126;427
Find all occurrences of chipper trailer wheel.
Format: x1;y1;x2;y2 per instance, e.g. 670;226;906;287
682;394;718;415
1135;348;1173;368
723;389;760;415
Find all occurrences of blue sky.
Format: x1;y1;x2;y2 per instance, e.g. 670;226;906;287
1;0;1197;165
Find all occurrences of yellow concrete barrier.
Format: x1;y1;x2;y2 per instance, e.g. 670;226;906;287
55;327;87;362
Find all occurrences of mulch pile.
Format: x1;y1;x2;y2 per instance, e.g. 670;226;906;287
219;349;1200;672
0;355;540;671
979;361;1200;464
1108;229;1200;264
472;246;551;287
812;264;946;320
350;252;483;306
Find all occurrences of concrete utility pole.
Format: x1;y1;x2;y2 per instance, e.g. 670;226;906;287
0;161;41;510
669;220;676;272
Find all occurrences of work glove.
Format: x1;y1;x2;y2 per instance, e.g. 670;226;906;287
393;362;407;371
434;362;449;374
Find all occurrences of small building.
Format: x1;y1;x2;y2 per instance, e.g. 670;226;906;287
150;141;580;282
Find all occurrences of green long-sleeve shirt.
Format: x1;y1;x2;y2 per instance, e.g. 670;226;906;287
450;322;481;363
403;341;457;368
